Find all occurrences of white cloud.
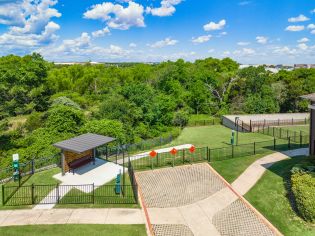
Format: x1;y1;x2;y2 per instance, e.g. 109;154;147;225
208;49;215;53
307;24;315;29
297;37;309;43
84;1;145;30
233;48;256;56
203;19;226;31
311;30;315;35
256;36;268;44
239;1;251;6
37;32;131;61
285;25;305;32
223;50;231;56
92;27;110;37
146;0;182;17
288;14;310;22
272;46;297;56
192;35;212;44
148;37;178;48
0;0;61;49
237;41;250;46
297;43;308;50
129;43;137;47
285;25;305;31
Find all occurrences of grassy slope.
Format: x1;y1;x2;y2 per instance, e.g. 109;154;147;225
210;151;273;183
0;224;147;236
170;125;274;149
0;168;60;210
278;125;309;133
245;156;315;236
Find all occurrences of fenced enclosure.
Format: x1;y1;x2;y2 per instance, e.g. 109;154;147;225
187;119;219;127
257;126;308;142
2;183;137;206
248;118;309;132
0;154;60;184
127;135;309;170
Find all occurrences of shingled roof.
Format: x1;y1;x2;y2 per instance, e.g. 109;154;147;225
53;133;116;153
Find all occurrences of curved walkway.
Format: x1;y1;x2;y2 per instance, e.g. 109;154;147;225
143;148;308;236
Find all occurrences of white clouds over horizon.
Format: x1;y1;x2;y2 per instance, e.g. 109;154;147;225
84;1;145;30
192;35;212;44
146;0;183;17
288;14;310;22
203;19;226;31
148;37;178;48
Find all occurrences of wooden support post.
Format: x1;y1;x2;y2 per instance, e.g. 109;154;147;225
61;151;65;176
183;149;185;164
254;142;256;155
274;138;276;150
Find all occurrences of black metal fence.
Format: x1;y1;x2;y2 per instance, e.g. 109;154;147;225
127;135;309;170
2;183;137;206
257;126;308;142
248;118;309;132
187;119;219;127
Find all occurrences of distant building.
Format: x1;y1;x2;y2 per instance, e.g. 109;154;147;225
294;64;308;69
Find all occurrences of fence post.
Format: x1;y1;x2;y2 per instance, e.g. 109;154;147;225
56;183;59;204
232;145;234;158
300;131;302;148
273;127;275;136
31;184;35;205
280;128;282;138
92;183;95;204
292;118;294;125
288;137;291;150
250;120;252;132
183;149;185;164
274;138;276;150
254;142;256;155
208;147;211;162
157;153;159;167
31;159;35;175
2;185;4;205
287;130;289;139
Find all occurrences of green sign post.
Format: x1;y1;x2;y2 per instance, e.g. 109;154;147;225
12;154;20;182
231;130;237;145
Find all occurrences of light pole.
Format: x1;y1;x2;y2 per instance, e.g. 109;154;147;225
235;117;240;145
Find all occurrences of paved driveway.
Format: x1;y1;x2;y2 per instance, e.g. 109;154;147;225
136;163;278;236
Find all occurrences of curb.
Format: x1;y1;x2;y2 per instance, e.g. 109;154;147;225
207;163;283;236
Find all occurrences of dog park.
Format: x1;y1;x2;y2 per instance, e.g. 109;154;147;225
0;93;314;236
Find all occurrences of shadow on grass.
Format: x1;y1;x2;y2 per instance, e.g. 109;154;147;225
262;156;314;220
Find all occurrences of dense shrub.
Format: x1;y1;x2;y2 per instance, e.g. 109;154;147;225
24;112;44;132
291;173;315;222
45;105;85;133
51;96;81;110
80;119;126;144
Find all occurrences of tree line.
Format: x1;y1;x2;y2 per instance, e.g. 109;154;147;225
0;53;314;168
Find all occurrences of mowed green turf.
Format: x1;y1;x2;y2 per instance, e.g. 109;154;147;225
245;156;315;236
0;224;147;236
0;168;60;210
170;125;274;149
210;151;274;183
277;125;309;134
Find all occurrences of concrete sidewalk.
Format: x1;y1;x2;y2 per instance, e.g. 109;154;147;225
231;148;308;195
0;208;145;227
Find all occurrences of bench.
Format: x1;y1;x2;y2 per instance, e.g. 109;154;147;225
68;156;95;174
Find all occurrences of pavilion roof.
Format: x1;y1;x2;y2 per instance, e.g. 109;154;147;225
53;133;115;153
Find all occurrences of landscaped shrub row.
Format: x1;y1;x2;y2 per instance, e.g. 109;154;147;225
291;172;315;222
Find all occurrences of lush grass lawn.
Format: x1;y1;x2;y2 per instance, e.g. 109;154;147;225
278;125;309;134
0;168;60;210
170;125;274;149
55;173;139;209
0;224;147;236
210;151;274;183
245;156;315;236
1;167;138;209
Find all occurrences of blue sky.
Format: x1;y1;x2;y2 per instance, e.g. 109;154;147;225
0;0;314;64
